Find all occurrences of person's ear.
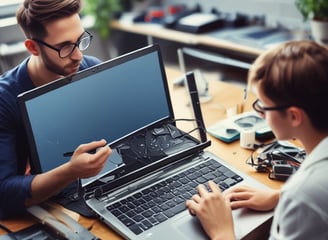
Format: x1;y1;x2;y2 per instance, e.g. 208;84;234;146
287;106;304;127
24;39;40;56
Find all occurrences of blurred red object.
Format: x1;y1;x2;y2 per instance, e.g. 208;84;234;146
144;8;165;22
167;4;186;15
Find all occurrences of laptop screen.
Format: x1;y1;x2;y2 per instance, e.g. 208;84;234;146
18;45;173;174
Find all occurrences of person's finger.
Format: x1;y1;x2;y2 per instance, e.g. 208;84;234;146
76;139;107;155
226;191;252;202
94;144;112;159
230;199;251;209
197;184;209;197
208;180;221;193
186;200;198;216
224;185;253;195
191;194;201;203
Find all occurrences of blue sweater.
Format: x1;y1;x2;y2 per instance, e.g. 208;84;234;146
0;56;101;219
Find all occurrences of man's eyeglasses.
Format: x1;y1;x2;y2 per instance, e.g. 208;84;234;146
33;31;93;58
252;99;290;115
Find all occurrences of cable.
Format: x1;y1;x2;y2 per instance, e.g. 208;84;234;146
246;141;305;181
171;118;207;141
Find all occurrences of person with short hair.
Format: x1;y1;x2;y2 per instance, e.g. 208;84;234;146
0;0;111;219
186;40;328;240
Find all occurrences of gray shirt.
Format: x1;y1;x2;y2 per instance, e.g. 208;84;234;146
270;137;328;239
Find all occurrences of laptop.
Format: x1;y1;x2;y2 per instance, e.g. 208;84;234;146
18;44;273;240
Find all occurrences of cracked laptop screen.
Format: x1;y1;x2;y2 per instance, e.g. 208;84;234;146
21;48;172;179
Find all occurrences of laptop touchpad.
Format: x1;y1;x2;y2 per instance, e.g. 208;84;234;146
174;214;209;240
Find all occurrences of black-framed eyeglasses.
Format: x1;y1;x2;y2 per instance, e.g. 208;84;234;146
252;99;290;115
33;30;93;58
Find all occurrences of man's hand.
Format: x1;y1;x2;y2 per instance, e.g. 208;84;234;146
68;139;112;178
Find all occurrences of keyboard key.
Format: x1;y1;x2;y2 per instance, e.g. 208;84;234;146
166;200;177;208
163;209;175;218
233;175;244;182
203;173;216;180
219;182;230;190
148;216;158;225
159;203;170;211
134;206;144;214
129;223;143;235
179;177;189;184
132;214;145;222
113;202;122;208
182;192;193;200
151;206;162;213
109;208;122;217
118;214;135;227
126;210;136;218
173;196;184;204
224;178;237;186
165;202;186;216
133;192;142;199
153;197;165;204
224;171;236;178
127;202;136;209
195;176;207;184
141;219;153;229
154;213;168;223
118;205;130;213
142;209;155;218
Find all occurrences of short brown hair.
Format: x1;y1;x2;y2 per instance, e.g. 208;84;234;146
248;40;328;131
16;0;82;39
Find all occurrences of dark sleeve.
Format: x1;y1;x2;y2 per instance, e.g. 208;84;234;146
0;175;35;219
0;113;34;219
79;55;102;70
0;67;35;219
0;94;35;219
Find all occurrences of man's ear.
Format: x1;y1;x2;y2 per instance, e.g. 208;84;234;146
287;107;304;127
24;39;40;56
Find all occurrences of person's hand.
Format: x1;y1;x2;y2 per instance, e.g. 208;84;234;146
67;139;112;179
224;185;280;211
186;181;235;240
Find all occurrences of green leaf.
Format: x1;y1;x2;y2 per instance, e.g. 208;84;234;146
295;0;328;21
82;0;123;38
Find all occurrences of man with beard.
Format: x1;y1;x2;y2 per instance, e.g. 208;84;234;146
0;0;112;219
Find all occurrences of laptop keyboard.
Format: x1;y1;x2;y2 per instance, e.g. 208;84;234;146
106;158;243;235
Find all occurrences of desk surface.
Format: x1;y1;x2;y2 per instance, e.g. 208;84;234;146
111;20;264;57
0;66;283;239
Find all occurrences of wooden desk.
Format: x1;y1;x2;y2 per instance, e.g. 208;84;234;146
111;20;264;57
165;66;282;190
0;66;282;239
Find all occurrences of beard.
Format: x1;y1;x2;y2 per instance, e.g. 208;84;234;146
41;50;81;77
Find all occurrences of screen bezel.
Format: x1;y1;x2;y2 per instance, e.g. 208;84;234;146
18;44;175;174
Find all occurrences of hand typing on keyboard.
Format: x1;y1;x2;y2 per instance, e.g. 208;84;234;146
186;181;236;240
105;158;243;235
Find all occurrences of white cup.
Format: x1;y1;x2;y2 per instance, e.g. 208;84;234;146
240;128;256;149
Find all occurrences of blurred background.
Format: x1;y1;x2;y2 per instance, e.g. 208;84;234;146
0;0;311;83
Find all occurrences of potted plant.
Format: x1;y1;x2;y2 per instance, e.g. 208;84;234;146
82;0;151;39
82;0;123;39
295;0;328;44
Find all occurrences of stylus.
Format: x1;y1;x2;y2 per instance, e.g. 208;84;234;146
63;144;110;157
